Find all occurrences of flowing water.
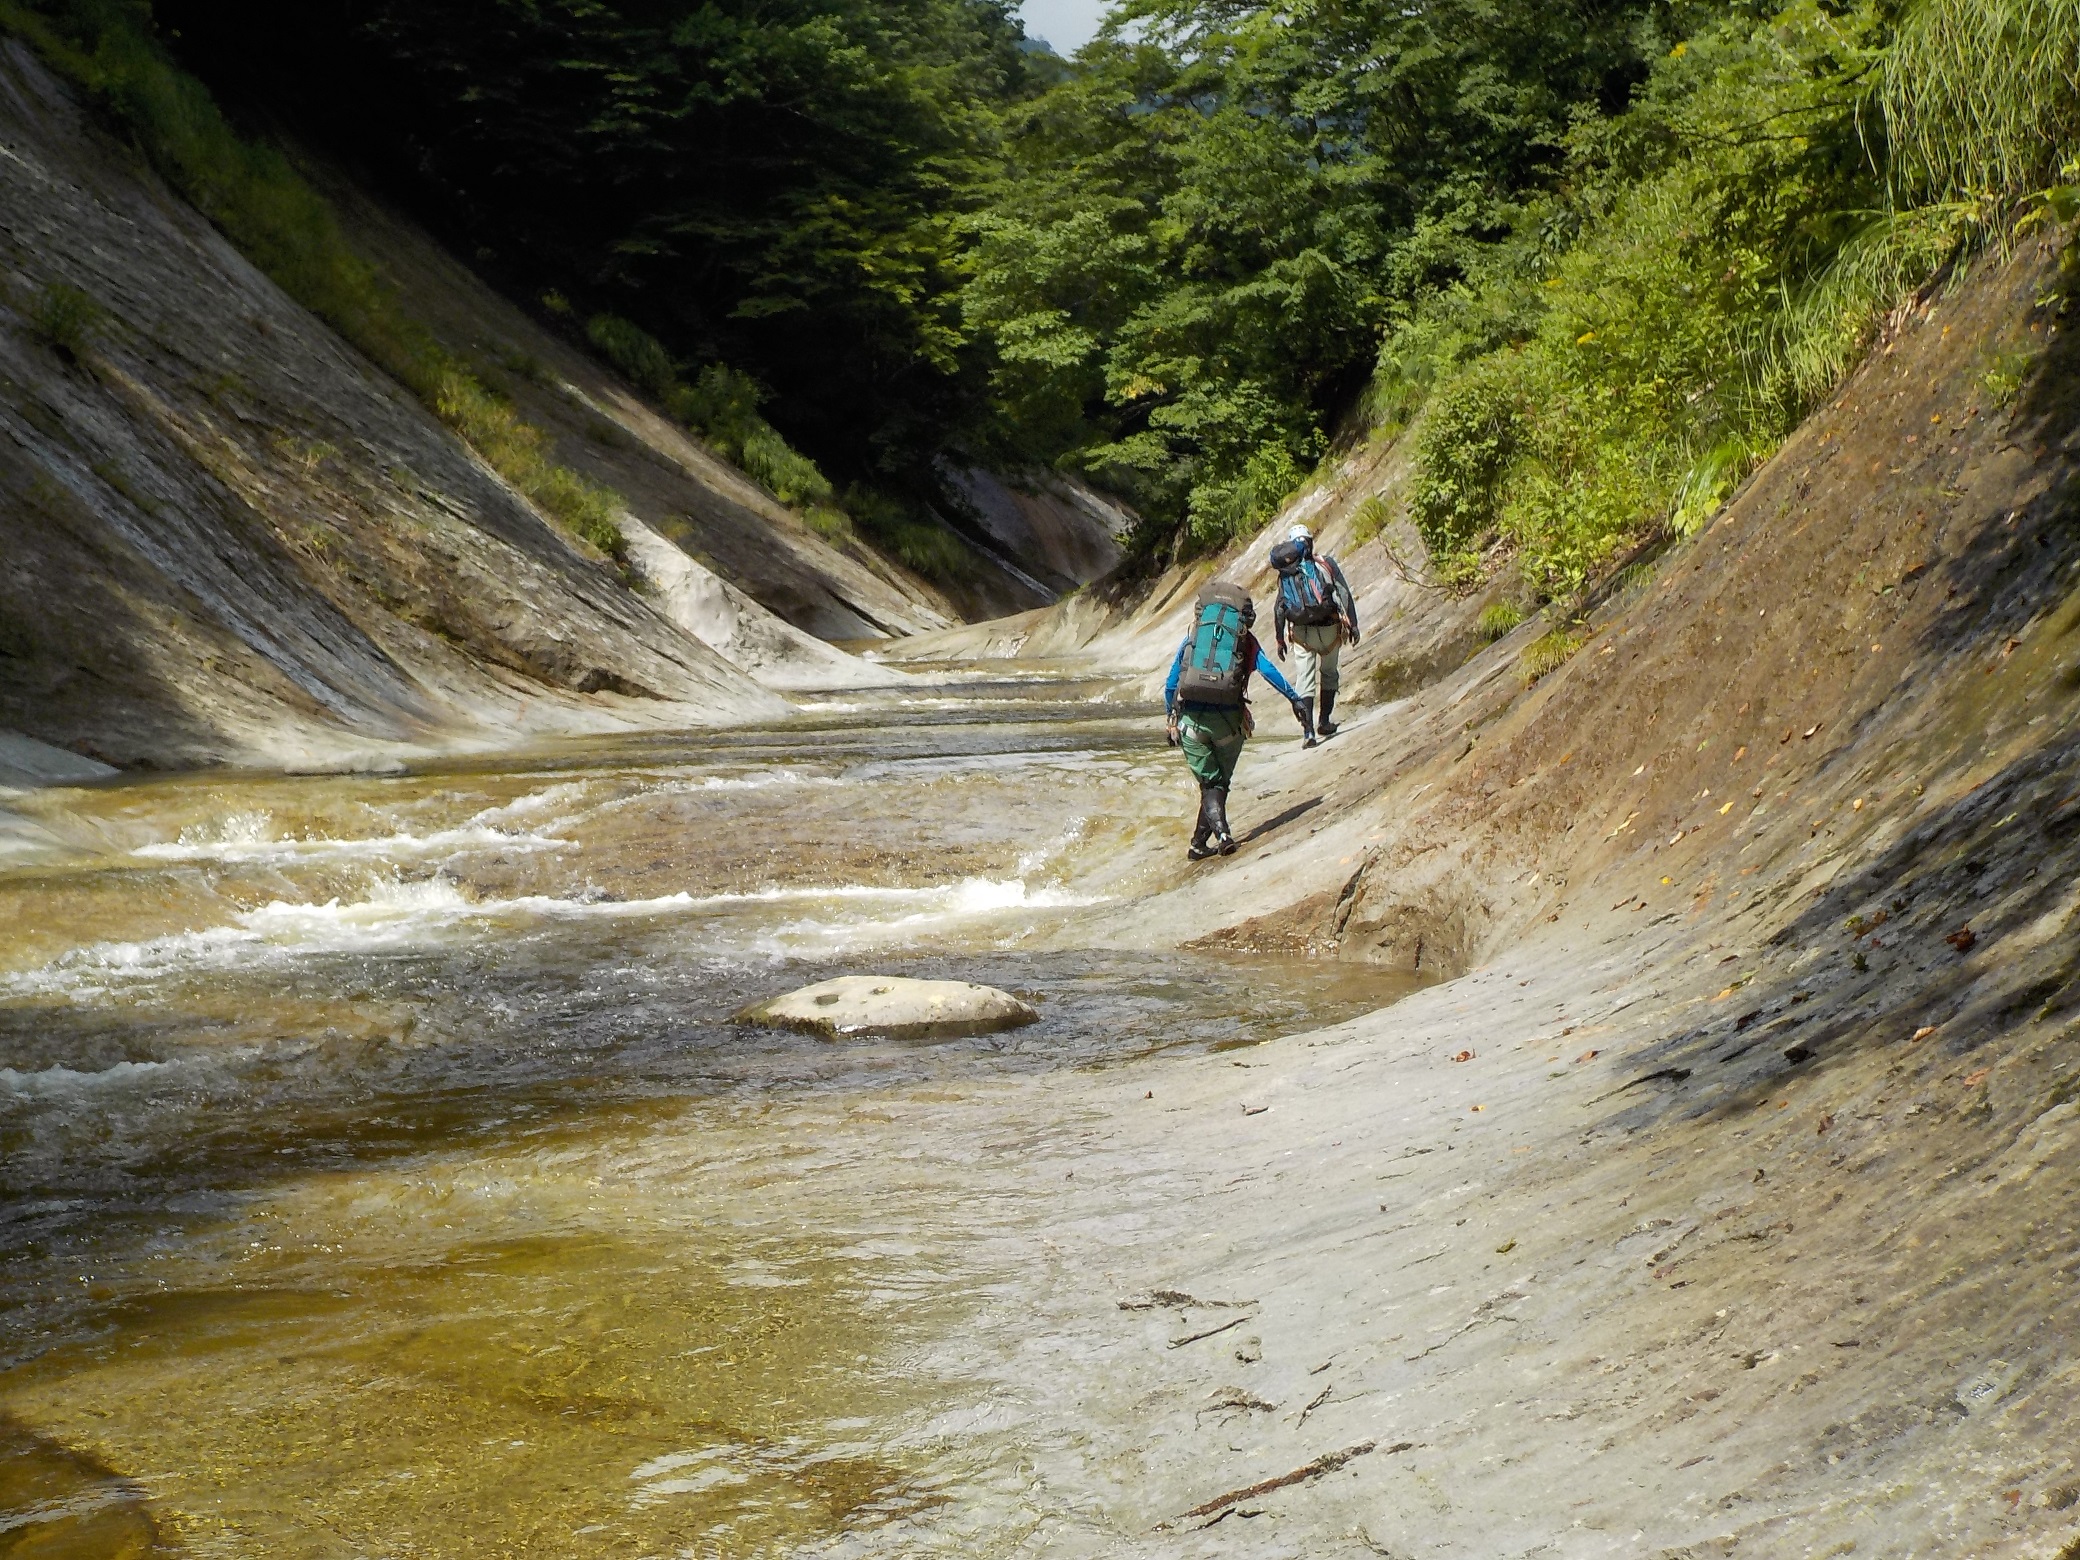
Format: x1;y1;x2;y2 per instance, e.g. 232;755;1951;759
0;674;1420;1557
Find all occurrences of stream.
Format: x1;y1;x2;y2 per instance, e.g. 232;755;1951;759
0;673;1420;1557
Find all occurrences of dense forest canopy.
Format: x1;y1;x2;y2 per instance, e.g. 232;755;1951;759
156;0;1032;486
963;0;1687;541
149;0;1685;538
28;0;2076;586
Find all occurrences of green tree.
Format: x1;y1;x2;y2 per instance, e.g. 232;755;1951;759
963;0;1686;553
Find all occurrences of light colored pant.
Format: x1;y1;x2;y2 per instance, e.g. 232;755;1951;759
1288;621;1342;700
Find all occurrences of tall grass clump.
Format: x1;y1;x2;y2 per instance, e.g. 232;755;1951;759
1348;494;1392;548
0;0;625;559
584;314;972;583
843;486;975;583
431;371;625;556
1520;625;1587;683
25;280;104;358
1477;601;1524;641
1387;0;2080;605
1884;0;2080;199
586;316;841;510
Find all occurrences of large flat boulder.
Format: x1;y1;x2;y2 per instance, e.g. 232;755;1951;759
736;975;1038;1040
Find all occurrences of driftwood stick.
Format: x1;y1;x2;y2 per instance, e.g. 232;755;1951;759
1174;1438;1409;1521
1167;1312;1254;1348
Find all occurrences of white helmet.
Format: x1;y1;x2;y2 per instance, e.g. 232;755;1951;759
1287;522;1312;543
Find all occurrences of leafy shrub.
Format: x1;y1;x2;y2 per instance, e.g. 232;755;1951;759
1391;0;2080;597
1476;601;1524;641
844;486;974;584
25;281;104;358
1185;442;1308;550
589;321;844;511
667;364;765;449
1981;348;2035;407
803;505;853;541
584;313;945;585
1408;357;1522;564
739;425;836;509
586;314;679;400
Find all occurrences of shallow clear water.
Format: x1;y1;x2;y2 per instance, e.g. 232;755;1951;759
0;674;1420;1556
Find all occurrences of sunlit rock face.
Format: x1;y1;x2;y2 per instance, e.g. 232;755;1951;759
738;975;1040;1039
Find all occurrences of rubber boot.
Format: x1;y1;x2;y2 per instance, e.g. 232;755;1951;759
1187;783;1219;860
1300;694;1318;749
1318;689;1339;738
1211;785;1237;856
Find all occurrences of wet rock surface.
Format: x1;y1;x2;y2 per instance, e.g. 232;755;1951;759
737;974;1040;1039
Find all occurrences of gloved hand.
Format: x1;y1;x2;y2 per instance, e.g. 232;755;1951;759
1346;626;1361;647
1165;720;1180;747
1275;637;1288;660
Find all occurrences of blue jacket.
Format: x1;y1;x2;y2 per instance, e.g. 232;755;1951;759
1165;630;1300;717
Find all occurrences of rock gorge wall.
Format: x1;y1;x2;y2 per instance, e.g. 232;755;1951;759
308;169;1116;641
0;42;1123;772
0;42;777;769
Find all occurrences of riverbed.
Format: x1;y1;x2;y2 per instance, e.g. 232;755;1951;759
0;674;1422;1557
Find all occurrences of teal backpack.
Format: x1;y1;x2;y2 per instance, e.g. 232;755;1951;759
1174;583;1252;707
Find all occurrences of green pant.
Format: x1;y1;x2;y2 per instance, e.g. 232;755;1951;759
1177;706;1248;787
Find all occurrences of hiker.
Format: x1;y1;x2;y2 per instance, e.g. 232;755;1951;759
1164;583;1312;860
1270;522;1359;738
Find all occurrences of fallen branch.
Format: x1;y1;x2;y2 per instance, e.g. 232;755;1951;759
1167;1440;1409;1525
1168;1312;1254;1348
1404;1290;1524;1361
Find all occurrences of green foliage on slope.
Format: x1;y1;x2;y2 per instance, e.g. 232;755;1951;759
12;0;2074;603
1391;0;2080;599
585;313;976;582
0;0;628;560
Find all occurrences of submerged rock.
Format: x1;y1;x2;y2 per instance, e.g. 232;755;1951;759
736;975;1038;1039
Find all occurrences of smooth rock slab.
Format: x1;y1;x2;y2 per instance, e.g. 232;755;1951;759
736;975;1038;1040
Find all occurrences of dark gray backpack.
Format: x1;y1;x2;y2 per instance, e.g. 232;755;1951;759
1174;583;1252;707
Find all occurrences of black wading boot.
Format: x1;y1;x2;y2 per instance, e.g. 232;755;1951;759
1318;689;1339;738
1210;785;1237;855
1187;783;1220;860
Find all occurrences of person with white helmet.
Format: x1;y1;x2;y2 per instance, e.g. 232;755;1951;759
1268;521;1358;738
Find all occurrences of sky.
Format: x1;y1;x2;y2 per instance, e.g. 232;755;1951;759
1017;0;1110;54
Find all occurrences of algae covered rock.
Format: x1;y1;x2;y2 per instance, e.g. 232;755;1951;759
736;975;1038;1039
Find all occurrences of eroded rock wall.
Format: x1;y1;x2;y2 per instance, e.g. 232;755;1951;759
0;43;796;770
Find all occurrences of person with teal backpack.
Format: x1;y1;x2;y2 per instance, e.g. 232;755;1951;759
1163;582;1312;859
